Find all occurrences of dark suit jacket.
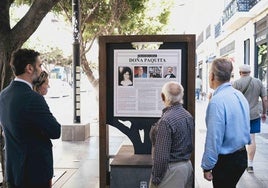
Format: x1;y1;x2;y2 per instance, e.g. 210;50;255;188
0;81;61;186
164;73;176;78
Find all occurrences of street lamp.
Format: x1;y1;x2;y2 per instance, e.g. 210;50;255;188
72;0;81;123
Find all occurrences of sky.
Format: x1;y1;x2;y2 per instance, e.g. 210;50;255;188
167;0;224;34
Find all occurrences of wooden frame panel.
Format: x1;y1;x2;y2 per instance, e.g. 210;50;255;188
99;35;196;188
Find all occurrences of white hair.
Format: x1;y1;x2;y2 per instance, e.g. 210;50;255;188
162;81;184;105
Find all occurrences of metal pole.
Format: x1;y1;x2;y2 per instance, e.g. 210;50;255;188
72;0;81;123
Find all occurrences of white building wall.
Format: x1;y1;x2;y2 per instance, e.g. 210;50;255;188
196;1;268;93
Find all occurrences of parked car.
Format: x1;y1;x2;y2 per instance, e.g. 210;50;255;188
46;79;72;98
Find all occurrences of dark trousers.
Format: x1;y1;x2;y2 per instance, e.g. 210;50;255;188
8;179;51;188
212;148;247;188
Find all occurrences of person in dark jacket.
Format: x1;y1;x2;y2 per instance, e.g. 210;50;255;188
0;49;61;188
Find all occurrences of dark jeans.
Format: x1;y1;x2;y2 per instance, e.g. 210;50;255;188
212;148;247;188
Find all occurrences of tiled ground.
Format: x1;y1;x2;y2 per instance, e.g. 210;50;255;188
0;100;267;188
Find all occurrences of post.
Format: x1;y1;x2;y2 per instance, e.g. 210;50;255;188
72;0;81;123
62;0;90;141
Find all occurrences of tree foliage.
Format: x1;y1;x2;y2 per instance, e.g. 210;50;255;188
0;0;61;90
55;0;172;92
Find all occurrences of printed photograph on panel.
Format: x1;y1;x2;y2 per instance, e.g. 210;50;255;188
118;66;133;86
134;66;148;78
163;66;176;78
149;66;162;78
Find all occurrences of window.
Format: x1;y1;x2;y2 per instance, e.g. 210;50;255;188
244;39;250;65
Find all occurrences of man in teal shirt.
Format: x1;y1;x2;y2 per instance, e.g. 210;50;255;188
201;58;251;188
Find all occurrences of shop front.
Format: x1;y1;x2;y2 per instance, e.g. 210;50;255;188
255;15;268;89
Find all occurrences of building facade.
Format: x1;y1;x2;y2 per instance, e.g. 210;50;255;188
196;0;268;94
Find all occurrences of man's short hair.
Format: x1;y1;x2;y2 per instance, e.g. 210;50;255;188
10;49;40;76
211;58;233;82
162;81;184;104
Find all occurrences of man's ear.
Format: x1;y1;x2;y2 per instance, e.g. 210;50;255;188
210;72;215;81
25;64;33;74
161;93;165;102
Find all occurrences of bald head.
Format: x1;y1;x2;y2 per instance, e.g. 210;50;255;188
161;81;184;106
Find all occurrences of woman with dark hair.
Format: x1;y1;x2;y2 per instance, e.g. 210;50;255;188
120;67;133;86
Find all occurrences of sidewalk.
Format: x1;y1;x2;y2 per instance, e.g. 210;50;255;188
51;120;129;188
50;99;268;187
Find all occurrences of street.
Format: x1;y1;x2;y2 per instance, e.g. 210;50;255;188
45;90;98;125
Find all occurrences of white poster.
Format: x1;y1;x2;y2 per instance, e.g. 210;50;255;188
114;49;181;117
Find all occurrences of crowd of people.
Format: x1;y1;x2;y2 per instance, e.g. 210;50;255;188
0;48;266;188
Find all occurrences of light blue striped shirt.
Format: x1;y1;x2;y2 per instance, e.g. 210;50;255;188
201;82;251;170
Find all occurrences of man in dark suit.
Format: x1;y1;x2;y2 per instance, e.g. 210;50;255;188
164;67;176;78
0;49;61;188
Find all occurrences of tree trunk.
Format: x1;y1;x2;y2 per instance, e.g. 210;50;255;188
81;48;99;101
0;48;14;91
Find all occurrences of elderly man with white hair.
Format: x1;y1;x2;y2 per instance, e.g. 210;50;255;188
233;64;267;173
149;81;194;188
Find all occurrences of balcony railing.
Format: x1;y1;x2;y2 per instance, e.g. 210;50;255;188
222;0;261;25
249;0;261;9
